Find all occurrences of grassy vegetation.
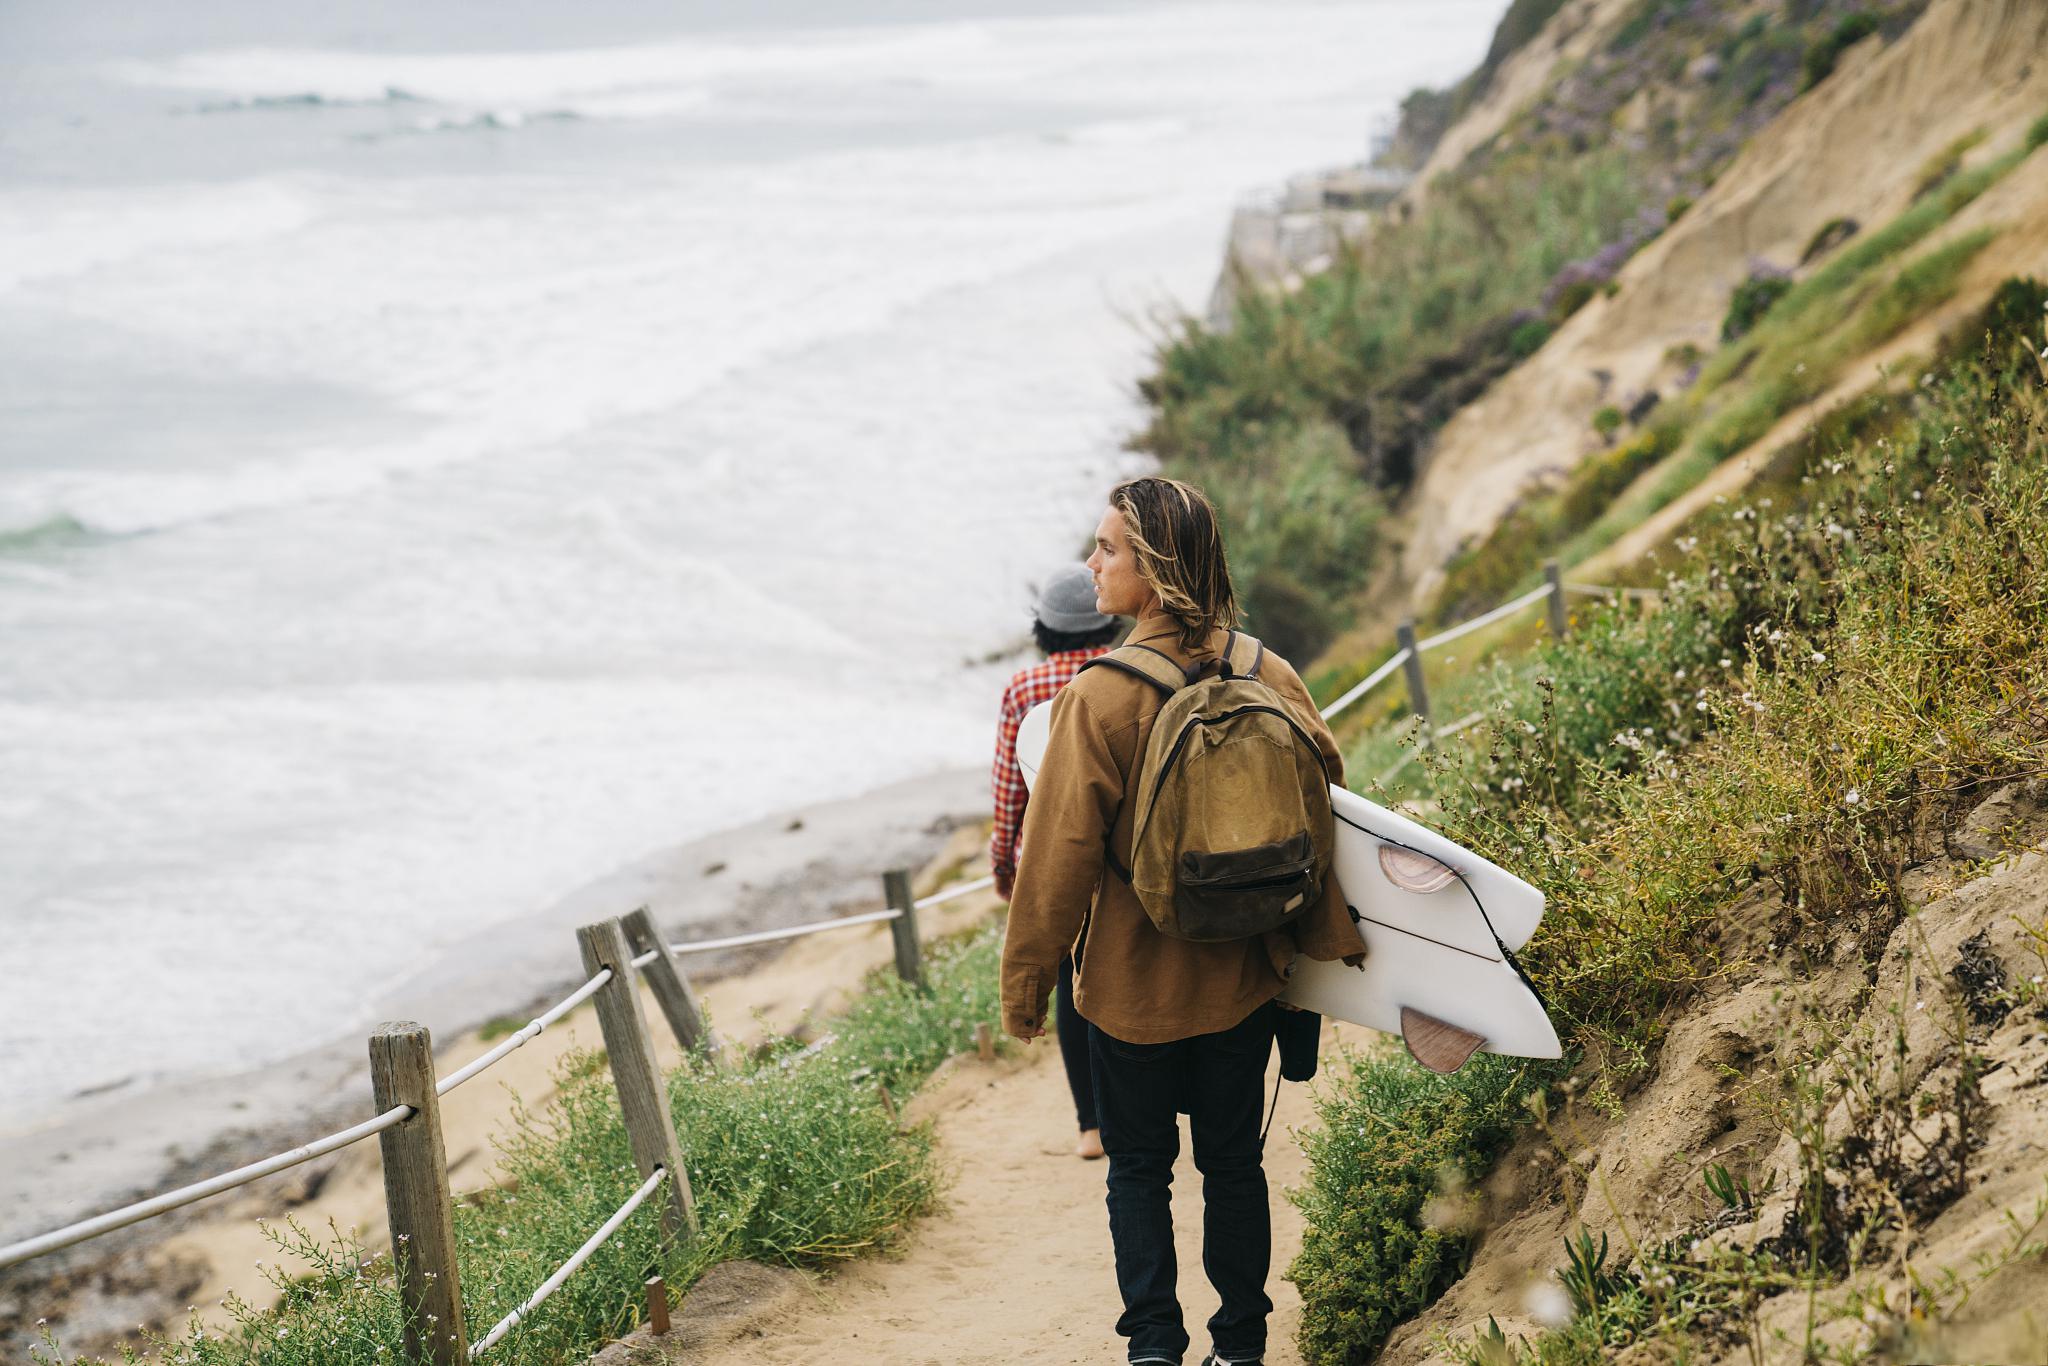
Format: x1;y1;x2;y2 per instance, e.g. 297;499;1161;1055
1289;1053;1544;1366
1799;10;1881;90
1288;288;2048;1363
1135;147;1642;658
1431;134;2025;620
35;925;1010;1366
1138;0;1935;660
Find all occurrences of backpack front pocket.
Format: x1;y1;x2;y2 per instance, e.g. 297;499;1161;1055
1174;832;1319;941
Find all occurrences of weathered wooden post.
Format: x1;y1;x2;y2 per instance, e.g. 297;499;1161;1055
975;1022;994;1063
621;907;715;1058
1397;619;1433;746
577;919;700;1239
882;869;925;989
1544;559;1569;637
646;1276;671;1335
368;1023;469;1366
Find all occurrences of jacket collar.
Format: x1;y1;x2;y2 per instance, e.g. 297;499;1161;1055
1127;610;1223;663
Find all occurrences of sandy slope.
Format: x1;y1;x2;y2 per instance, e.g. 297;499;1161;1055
1381;789;2048;1365
1398;0;2048;608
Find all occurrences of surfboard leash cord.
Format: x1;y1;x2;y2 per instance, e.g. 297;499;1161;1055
1330;811;1558;1021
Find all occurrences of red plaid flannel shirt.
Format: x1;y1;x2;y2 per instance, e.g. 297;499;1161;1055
989;647;1111;877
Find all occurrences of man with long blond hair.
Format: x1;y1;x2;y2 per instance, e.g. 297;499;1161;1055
1003;476;1360;1366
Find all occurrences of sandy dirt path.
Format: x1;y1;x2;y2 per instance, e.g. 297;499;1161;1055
695;1020;1359;1366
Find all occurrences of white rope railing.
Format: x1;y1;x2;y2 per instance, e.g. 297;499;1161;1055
637;874;999;967
915;873;995;909
1414;583;1555;654
1374;752;1420;788
1318;647;1412;722
468;1166;668;1358
0;1104;415;1270
437;969;614;1097
1434;710;1488;740
1567;581;1662;600
663;906;902;958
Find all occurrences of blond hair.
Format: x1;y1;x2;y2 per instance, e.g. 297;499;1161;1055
1110;476;1237;652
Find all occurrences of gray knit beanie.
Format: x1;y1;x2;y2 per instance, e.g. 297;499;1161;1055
1035;562;1113;632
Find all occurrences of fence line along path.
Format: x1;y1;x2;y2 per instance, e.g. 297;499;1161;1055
1320;558;1643;733
4;557;1636;1353
0;866;990;1286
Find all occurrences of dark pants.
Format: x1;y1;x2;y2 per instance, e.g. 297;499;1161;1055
1088;1004;1277;1365
1056;955;1096;1131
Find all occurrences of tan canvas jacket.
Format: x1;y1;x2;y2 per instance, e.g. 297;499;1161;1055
1001;610;1364;1044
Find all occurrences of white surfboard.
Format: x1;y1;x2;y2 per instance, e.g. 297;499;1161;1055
1015;699;1561;1071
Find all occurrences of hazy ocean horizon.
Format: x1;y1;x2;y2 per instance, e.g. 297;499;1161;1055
0;0;1503;1132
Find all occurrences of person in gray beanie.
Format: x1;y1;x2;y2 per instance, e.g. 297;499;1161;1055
990;561;1122;1157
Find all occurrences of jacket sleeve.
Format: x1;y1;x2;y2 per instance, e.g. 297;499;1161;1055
1000;684;1122;1037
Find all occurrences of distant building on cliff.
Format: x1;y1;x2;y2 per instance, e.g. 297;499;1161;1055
1206;163;1412;330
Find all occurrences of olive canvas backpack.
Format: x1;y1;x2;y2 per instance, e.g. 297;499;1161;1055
1083;630;1336;942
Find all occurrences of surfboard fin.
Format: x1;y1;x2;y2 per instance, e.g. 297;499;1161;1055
1400;1006;1485;1074
1378;845;1460;895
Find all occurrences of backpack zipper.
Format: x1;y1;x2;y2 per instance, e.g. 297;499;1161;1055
1181;867;1313;892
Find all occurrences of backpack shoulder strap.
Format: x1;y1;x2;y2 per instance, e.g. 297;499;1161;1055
1078;643;1185;698
1223;630;1266;681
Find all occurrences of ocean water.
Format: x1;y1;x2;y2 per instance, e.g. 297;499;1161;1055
0;0;1503;1129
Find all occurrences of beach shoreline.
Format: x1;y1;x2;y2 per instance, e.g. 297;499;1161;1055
0;764;990;1309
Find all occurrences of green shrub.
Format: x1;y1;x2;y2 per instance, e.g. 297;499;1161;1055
1418;337;2048;1037
1950;274;2048;369
1549;278;1599;324
1607;0;1686;55
1207;421;1387;661
1589;406;1624;442
1799;215;1858;264
1839;227;1996;351
2028;109;2048;152
1799;11;1880;91
1910;127;1988;201
1720;272;1791;341
1289;1052;1537;1364
1509;318;1554;358
1555;420;1681;530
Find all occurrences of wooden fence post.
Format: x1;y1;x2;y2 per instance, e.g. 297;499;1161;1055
1397;619;1432;745
621;907;715;1058
368;1023;469;1366
1544;559;1569;637
577;919;700;1240
882;870;925;989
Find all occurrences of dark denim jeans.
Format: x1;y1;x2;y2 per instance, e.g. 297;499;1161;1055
1088;1003;1277;1365
1056;955;1097;1131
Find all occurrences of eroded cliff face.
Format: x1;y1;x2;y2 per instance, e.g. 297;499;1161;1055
1382;783;2048;1364
1398;0;2048;608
